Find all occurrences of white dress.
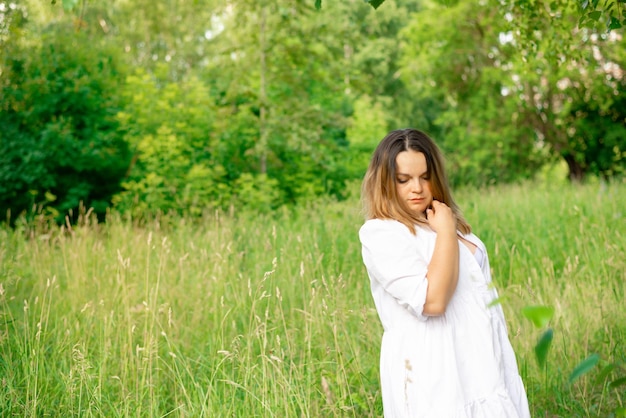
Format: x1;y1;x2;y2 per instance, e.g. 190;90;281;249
359;219;530;418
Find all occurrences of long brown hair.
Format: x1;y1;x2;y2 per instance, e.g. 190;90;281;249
361;128;471;235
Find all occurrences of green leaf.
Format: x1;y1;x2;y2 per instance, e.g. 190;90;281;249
608;17;622;29
521;305;554;328
614;407;626;418
487;296;506;307
44;191;57;202
569;354;600;383
314;0;322;9
578;14;590;27
609;376;626;389
535;328;553;368
366;0;386;9
588;10;603;20
62;0;78;11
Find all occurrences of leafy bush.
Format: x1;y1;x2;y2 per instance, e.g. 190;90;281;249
0;24;130;222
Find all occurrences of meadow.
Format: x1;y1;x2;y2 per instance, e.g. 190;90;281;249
0;180;625;417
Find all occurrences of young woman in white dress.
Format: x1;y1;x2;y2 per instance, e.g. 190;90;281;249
359;129;531;417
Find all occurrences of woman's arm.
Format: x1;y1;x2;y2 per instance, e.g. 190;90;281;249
422;200;459;315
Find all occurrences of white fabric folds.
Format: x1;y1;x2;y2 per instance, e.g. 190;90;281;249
360;219;530;418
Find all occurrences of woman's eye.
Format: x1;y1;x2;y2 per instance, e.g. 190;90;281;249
397;179;408;184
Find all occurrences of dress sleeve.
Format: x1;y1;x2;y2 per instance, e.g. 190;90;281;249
359;220;430;320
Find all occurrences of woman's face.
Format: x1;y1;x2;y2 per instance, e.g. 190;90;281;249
395;150;433;215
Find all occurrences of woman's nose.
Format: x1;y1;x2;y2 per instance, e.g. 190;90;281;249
412;178;422;192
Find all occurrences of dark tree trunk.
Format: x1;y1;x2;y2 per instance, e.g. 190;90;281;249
563;154;585;182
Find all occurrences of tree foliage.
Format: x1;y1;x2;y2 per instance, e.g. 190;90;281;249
204;0;354;206
399;0;546;184
0;0;624;221
112;67;225;217
0;23;130;221
399;0;625;182
354;0;626;30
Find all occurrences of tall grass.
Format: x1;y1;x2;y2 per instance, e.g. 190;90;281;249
0;180;624;417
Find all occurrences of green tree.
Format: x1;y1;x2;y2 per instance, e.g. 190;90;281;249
0;23;130;221
112;67;224;217
205;0;353;204
108;0;218;79
499;0;626;180
400;0;545;186
46;0;219;80
564;61;626;179
344;0;626;30
400;0;625;184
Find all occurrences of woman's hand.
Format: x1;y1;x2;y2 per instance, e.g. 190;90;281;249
426;200;457;235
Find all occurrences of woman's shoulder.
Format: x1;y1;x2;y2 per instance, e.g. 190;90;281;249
359;219;435;259
360;218;402;227
360;218;409;234
359;218;432;242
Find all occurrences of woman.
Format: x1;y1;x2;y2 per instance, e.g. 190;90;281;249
359;129;530;417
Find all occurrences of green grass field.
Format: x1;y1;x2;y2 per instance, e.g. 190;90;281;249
1;180;625;417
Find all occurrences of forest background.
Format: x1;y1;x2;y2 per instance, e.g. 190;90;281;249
0;0;625;417
1;0;625;220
